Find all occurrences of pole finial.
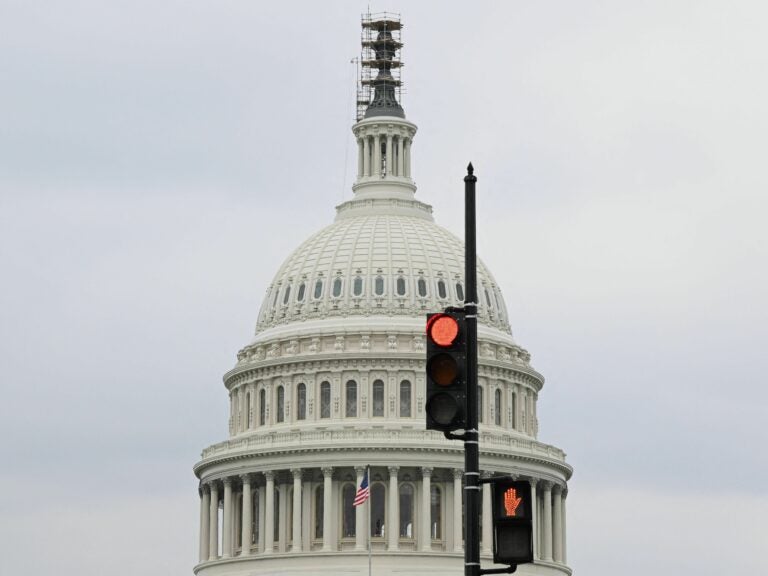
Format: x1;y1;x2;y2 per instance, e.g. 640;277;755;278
467;162;474;175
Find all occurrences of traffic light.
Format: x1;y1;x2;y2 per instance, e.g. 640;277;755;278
425;310;467;432
491;479;533;566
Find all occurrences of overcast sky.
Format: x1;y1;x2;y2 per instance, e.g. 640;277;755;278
1;1;767;575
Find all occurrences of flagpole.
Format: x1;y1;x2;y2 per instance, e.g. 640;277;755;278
367;465;372;576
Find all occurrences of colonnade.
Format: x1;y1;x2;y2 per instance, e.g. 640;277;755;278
357;132;411;179
197;466;567;566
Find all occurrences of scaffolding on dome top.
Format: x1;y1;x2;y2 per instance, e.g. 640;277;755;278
356;11;405;122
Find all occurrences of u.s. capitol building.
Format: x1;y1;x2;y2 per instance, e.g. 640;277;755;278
193;13;572;576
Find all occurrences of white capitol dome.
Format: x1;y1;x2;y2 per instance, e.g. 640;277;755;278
194;13;571;576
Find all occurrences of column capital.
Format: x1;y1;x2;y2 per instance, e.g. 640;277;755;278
240;473;254;485
355;465;367;475
553;482;565;494
481;470;493;479
264;470;275;481
452;468;463;480
321;466;334;477
528;477;538;488
200;482;210;495
222;476;233;487
421;467;433;478
291;468;303;479
388;465;400;477
541;480;553;491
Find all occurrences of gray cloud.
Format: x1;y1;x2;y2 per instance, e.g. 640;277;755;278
1;1;766;574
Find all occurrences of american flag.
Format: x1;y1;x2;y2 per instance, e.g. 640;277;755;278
353;468;370;506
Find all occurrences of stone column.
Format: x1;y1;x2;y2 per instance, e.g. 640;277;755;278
420;467;433;551
208;482;219;561
386;133;393;176
452;469;463;552
373;134;381;177
358;138;364;177
278;483;287;552
404;139;411;177
388;466;399;551
291;469;303;551
199;485;210;562
241;475;253;556
322;467;333;551
553;484;563;563
561;488;568;564
528;479;538;560
397;136;404;176
542;481;553;561
355;466;367;550
222;477;233;557
481;472;492;555
363;136;370;177
258;486;265;553
264;471;275;555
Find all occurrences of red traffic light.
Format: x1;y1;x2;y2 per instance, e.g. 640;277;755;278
427;314;460;347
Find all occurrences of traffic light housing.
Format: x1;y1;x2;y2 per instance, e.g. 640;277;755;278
425;311;467;432
491;479;534;566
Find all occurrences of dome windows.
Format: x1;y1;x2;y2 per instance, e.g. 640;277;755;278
320;382;331;419
396;276;407;296
332;277;343;298
345;380;358;417
455;282;464;302
484;287;492;308
400;380;412;417
276;385;285;423
374;275;385;296
297;383;307;420
437;278;447;300
417;277;427;298
313;279;324;300
353;276;364;297
282;284;292;306
372;380;385;417
297;282;306;303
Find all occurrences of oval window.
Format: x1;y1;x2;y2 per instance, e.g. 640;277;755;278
417;278;427;297
396;277;406;296
437;279;447;299
375;276;385;296
333;277;343;298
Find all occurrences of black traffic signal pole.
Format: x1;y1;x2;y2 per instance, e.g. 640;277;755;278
463;163;480;576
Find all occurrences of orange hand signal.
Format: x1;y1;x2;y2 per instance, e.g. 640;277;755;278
503;487;522;517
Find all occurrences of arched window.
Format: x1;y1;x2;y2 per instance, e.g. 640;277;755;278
332;277;343;298
272;285;280;307
372;380;385;417
345;380;357;417
511;392;517;429
297;383;306;420
400;380;412;417
314;485;324;539
399;483;414;538
494;388;502;426
417;277;427;297
478;385;484;424
282;284;291;305
353;276;364;297
259;389;266;426
276;386;285;423
297;282;306;302
371;482;386;537
342;483;356;538
320;382;331;419
437;279;447;299
431;485;442;539
484;287;492;307
245;392;251;428
374;275;385;296
313;279;323;299
456;282;465;302
396;276;407;296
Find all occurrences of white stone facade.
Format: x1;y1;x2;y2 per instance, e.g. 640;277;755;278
193;51;572;576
